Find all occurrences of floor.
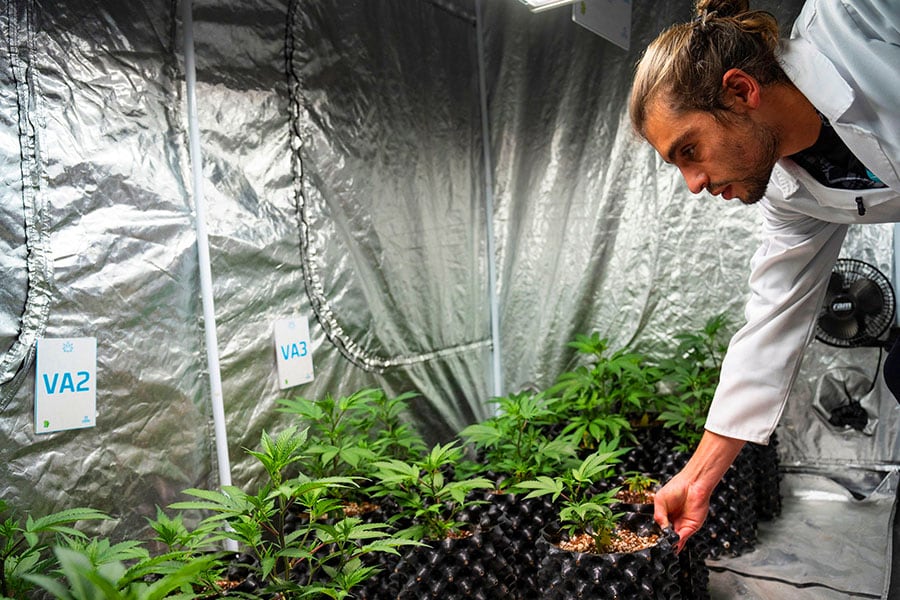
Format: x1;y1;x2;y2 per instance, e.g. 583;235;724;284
706;471;898;599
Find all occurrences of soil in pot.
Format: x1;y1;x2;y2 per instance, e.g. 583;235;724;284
610;472;658;515
608;482;709;600
536;511;682;600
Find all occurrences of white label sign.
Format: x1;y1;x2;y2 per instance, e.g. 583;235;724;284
35;337;97;434
274;317;314;389
572;0;631;51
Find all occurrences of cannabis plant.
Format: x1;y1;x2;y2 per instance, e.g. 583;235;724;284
616;471;659;505
459;390;579;487
658;313;732;452
546;333;663;450
363;390;427;463
24;545;218;600
146;507;219;557
621;471;658;496
169;425;415;598
371;441;495;541
276;390;379;481
143;508;233;596
0;499;108;599
514;440;629;553
276;388;426;497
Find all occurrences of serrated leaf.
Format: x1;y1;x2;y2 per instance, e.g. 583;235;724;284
458;423;503;446
514;476;564;500
27;508;109;533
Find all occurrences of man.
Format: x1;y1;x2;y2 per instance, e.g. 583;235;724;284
628;0;900;550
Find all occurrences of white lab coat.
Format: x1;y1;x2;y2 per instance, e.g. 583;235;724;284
704;0;900;444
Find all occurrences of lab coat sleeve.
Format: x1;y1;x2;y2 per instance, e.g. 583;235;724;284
704;206;849;444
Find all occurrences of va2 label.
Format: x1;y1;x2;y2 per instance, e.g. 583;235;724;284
35;337;97;434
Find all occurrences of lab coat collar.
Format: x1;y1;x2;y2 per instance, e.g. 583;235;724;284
775;39;899;194
779;38;854;125
770;161;799;198
770;38;854;200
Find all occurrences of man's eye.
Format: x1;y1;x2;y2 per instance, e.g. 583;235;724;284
682;146;695;159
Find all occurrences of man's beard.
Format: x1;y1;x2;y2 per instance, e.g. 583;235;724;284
738;168;775;205
713;121;780;205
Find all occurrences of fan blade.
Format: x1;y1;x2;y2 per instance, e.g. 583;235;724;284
855;314;871;341
827;271;845;295
819;314;859;340
849;278;884;314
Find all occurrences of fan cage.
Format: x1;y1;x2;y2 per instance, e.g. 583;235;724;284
815;258;896;348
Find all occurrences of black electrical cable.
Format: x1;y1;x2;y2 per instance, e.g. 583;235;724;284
863;346;885;397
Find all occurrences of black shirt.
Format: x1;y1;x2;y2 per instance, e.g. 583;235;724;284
788;113;886;191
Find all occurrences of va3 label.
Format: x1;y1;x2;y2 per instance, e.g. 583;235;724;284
35;337;97;434
274;317;314;389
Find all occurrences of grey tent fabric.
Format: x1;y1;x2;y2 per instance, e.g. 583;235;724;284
1;0;897;563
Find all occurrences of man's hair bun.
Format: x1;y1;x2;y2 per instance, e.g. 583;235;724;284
695;0;750;20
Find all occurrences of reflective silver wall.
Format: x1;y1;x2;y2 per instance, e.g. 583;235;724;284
1;0;896;543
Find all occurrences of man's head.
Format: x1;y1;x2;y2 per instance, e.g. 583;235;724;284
629;0;791;204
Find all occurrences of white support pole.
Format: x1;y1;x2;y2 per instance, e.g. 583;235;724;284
475;0;504;401
180;0;236;549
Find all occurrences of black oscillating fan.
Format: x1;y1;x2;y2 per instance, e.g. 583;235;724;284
815;258;896;348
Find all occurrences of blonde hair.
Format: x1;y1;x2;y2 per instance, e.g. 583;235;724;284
629;0;788;137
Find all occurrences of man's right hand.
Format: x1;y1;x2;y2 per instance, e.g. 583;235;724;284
653;470;713;552
653;429;748;552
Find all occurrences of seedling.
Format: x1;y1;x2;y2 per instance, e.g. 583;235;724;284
0;500;108;599
514;440;629;553
371;441;494;541
547;333;663;449
459;391;579;487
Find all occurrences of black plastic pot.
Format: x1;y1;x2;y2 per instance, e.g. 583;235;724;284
535;512;682;599
388;522;517;599
605;482;709;600
676;535;711;600
657;442;759;559
619;422;673;476
749;432;782;521
461;490;556;600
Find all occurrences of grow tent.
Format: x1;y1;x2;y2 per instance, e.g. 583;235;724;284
1;0;899;597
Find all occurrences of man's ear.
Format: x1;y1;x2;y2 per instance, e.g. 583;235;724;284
721;68;761;113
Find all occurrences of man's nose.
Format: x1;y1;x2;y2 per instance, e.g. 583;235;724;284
681;167;708;195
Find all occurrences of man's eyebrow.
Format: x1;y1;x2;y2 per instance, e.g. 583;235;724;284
664;131;693;164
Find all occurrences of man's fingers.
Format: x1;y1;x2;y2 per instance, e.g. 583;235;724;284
653;493;668;526
653;506;670;530
674;524;697;553
656;507;689;554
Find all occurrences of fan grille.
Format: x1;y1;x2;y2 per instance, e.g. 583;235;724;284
815;258;896;348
